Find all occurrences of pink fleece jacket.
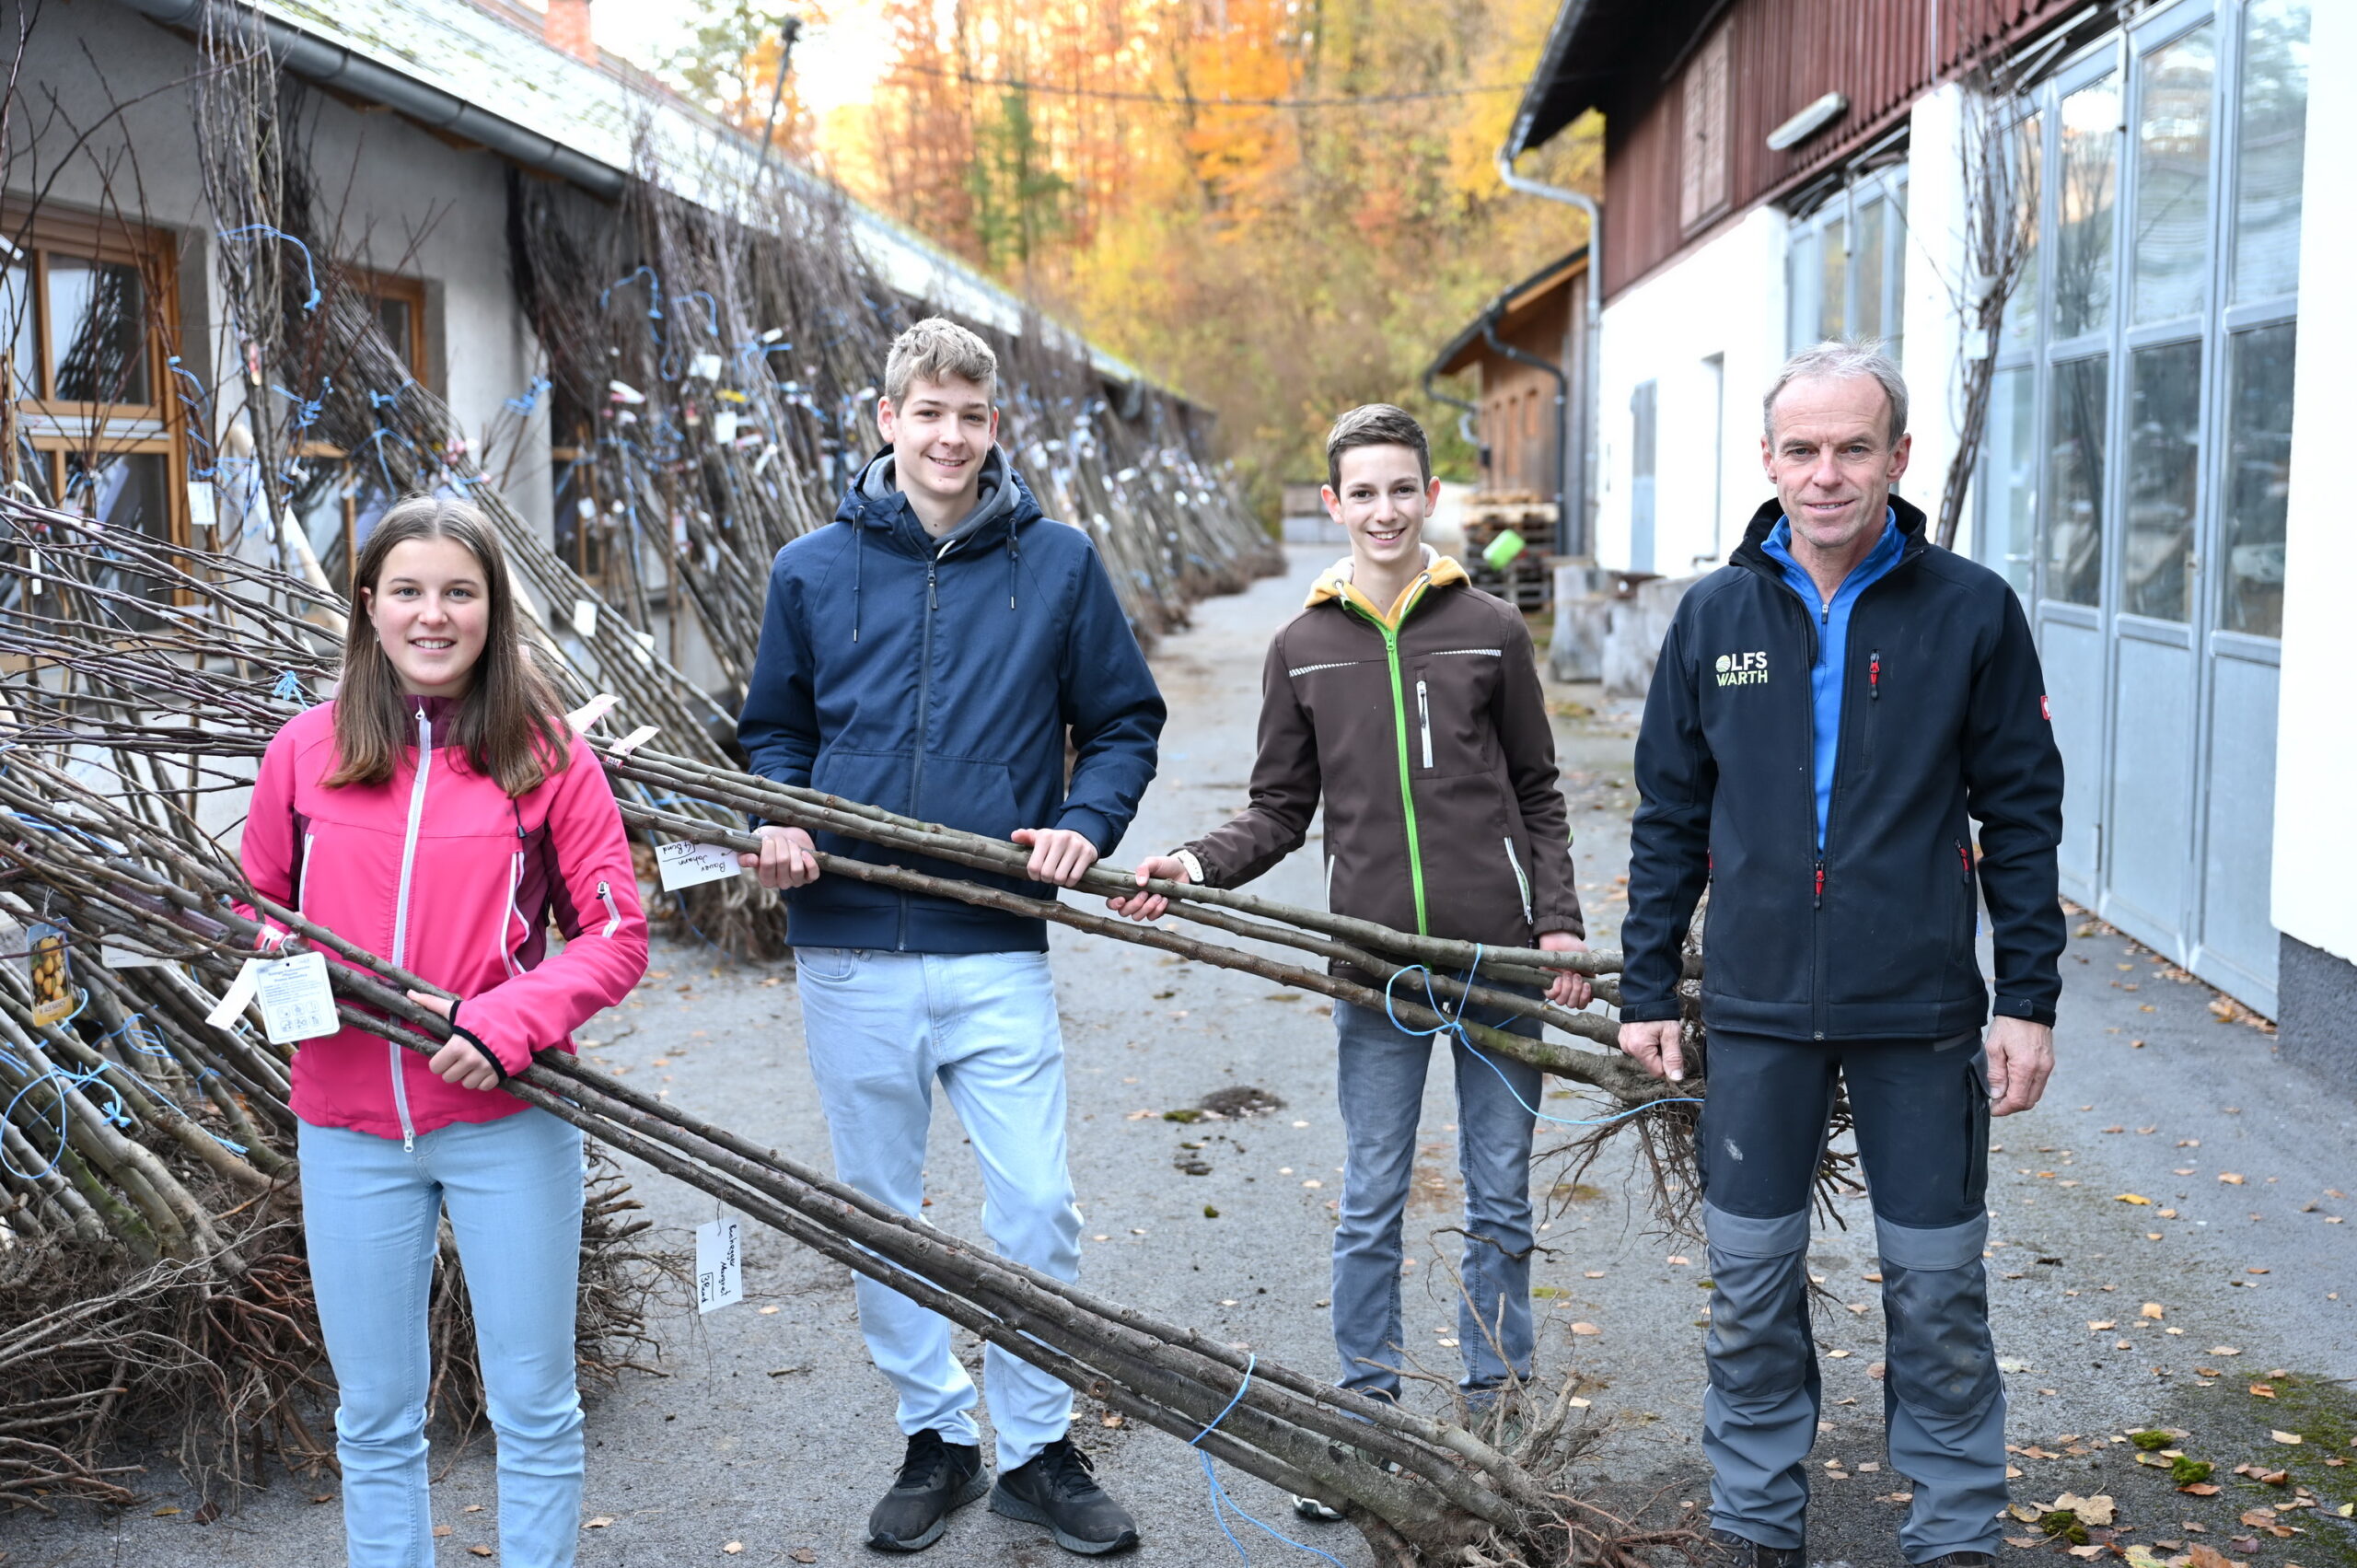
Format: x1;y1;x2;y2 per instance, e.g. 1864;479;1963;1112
242;694;649;1141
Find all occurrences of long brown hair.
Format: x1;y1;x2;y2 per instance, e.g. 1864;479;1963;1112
327;494;569;796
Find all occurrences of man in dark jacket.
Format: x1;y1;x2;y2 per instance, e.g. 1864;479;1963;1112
737;318;1163;1556
1112;405;1592;1513
1619;343;2064;1568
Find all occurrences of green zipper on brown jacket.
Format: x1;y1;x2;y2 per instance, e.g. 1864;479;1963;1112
1341;581;1432;935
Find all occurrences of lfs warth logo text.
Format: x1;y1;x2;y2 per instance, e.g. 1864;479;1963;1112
1715;651;1769;687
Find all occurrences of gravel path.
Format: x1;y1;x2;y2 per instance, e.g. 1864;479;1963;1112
16;547;2352;1568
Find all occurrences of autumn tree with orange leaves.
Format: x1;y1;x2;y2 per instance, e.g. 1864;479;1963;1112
668;0;1599;514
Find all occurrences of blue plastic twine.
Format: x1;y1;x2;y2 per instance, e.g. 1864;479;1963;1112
1186;1355;1350;1568
1381;946;1702;1129
216;225;321;310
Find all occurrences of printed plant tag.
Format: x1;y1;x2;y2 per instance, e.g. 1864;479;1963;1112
572;598;598;639
102;937;161;969
690;352;724;382
695;1216;744;1313
29;923;72;1026
657;841;742;892
253;951;340;1044
186;483;217;535
712;411;739;446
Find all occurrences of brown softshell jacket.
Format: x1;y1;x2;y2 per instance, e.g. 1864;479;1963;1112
1181;552;1583;964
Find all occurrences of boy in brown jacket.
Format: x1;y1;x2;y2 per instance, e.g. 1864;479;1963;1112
1111;405;1589;1474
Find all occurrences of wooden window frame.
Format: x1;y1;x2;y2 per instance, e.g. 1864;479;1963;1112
1;201;188;552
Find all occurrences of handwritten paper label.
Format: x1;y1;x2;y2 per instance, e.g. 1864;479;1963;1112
695;1216;743;1313
656;841;742;892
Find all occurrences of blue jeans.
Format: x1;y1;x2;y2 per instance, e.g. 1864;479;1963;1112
795;947;1082;1472
299;1110;586;1568
1330;992;1542;1401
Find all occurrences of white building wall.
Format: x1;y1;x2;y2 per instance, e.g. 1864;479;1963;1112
1592;206;1788;575
2270;0;2355;969
6;12;553;540
1897;83;1974;554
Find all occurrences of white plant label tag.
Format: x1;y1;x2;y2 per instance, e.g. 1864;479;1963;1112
572;598;598;639
656;841;741;892
711;411;739;445
186;484;217;534
695;1216;743;1313
254;951;340;1044
690;352;724;382
205;958;265;1028
102;938;161;969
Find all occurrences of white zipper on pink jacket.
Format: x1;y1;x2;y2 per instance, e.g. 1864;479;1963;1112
240;696;649;1143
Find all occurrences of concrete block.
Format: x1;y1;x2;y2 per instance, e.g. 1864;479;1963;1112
1603;575;1699;699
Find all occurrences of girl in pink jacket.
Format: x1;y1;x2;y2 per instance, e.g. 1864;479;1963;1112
241;494;647;1568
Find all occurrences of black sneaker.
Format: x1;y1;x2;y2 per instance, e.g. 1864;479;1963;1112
989;1438;1141;1555
1705;1528;1807;1568
1913;1555;1996;1568
867;1429;988;1552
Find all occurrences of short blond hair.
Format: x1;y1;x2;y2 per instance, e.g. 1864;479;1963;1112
885;317;998;406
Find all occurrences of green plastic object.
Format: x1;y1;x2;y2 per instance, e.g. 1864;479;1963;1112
1482;528;1527;572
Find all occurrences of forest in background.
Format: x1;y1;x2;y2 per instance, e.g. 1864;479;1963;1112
660;0;1601;516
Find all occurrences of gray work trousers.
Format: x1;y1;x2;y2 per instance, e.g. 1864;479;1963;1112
1698;1028;2005;1562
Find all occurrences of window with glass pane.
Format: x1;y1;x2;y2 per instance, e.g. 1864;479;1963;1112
2003;115;2044;349
2233;0;2309;305
2221;322;2293;636
1;265;34;402
44;257;150;404
2044;355;2107;605
1786;227;1816;351
2056;78;2120;340
1985;365;2038;595
2132;27;2215;326
1853;199;1887;343
1817;215;1847;343
2121;341;2200;620
1884;184;1906;365
65;451;171;629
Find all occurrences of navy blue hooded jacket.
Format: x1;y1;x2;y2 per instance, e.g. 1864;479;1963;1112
1619;494;2065;1042
737;446;1166;953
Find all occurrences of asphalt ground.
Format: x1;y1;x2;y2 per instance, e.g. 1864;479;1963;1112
12;546;2353;1568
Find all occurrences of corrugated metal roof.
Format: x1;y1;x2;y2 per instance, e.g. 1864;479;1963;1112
246;0;1160;390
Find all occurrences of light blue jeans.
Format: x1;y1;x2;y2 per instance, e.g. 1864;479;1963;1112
794;947;1082;1473
1331;992;1542;1401
299;1109;586;1568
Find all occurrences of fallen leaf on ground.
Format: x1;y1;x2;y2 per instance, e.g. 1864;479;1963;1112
2118;1193;2154;1205
433;1525;453;1538
1570;1321;1601;1336
2270;1431;2302;1445
2181;1483;2222;1495
2251;1384;2276;1398
470;1551;493;1561
2068;1547;2105;1559
2209;1346;2240;1355
792;1552;819;1564
722;1546;743;1557
2091;1320;2119;1331
2142;1302;2165;1319
584;1517;614;1528
2218;1173;2246;1185
2054;1493;2117;1526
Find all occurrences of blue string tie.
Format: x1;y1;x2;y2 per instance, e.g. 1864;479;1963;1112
1381;946;1703;1130
1184;1355;1350;1567
216;225;322;310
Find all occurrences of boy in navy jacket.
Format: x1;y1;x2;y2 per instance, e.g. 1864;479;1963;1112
739;318;1163;1557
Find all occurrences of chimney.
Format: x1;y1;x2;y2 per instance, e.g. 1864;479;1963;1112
544;0;595;64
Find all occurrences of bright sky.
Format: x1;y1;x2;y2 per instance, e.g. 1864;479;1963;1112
585;1;898;119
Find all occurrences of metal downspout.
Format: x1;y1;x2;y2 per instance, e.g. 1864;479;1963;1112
1494;150;1601;561
1479;310;1570;559
1419;367;1483;470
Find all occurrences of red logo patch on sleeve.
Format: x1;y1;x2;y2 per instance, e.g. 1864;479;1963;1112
2040;695;2052;721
